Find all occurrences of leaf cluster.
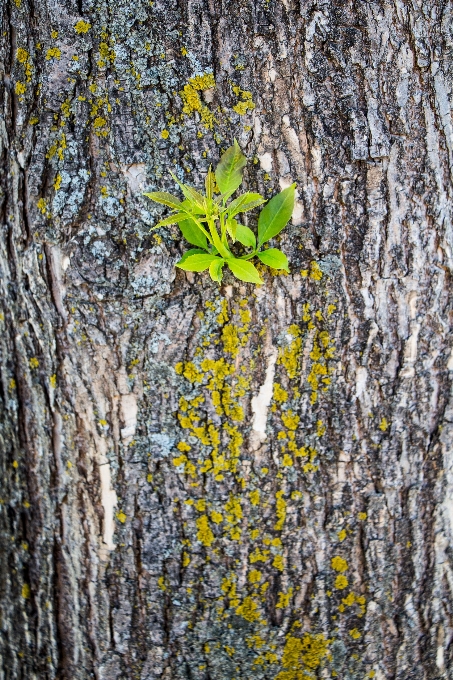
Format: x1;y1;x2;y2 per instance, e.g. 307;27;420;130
144;140;296;284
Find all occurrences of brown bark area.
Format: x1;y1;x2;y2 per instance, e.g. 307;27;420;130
1;1;453;679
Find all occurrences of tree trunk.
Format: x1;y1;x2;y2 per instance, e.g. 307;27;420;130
1;1;453;678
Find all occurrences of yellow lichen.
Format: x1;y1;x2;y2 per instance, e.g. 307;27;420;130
211;510;223;524
229;526;241;540
16;47;33;81
177;441;191;452
316;420;326;436
278;326;302;379
250;548;270;563
273;383;288;403
215;298;229;324
276;588;293;609
173;454;188;467
196;515;214;547
334;575;348;590
180;73;216;130
337;529;347;542
246;634;265;649
281;411;300;431
231;84;255;115
93;116;107;129
99;42;114;62
236;596;260;622
306;329;335;404
225;495;242;523
222;324;240;356
46;47;61;60
342;592;355;607
189;73;216;90
327;304;336;316
274;491;287;530
282;454;293;467
248;569;262;584
249;489;260;506
276;632;329;680
16;48;28;63
331;556;348;572
273;555;284;571
116;511;126;524
309;261;323;280
74;20;91;33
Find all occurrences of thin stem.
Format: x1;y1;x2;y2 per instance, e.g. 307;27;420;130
220;212;226;245
239;250;258;260
187;213;213;244
207;217;231;258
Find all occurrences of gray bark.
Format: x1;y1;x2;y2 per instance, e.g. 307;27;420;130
1;0;453;679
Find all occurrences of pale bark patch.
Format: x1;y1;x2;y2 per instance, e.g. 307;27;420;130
120;393;137;440
99;462;118;551
120;163;146;194
250;346;278;450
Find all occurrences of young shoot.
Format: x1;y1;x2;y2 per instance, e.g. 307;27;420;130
144;140;295;284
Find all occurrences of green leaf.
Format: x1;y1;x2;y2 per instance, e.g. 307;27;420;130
205;166;215;201
257;248;289;271
226;258;263;284
209;258;224;282
152;212;190;229
257;183;296;245
170;171;206;211
235;223;256;249
178;218;208;249
213;191;233;205
143;191;182;210
176;253;219;272
215;139;247;197
226;217;238;242
177;248;206;266
181;199;206;216
182;185;206;211
227;192;266;217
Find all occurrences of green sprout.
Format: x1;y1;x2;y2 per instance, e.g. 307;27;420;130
144;140;295;284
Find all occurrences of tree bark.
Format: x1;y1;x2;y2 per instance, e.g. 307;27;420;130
1;0;453;678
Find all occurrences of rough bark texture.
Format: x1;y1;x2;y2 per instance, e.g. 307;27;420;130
1;1;453;679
